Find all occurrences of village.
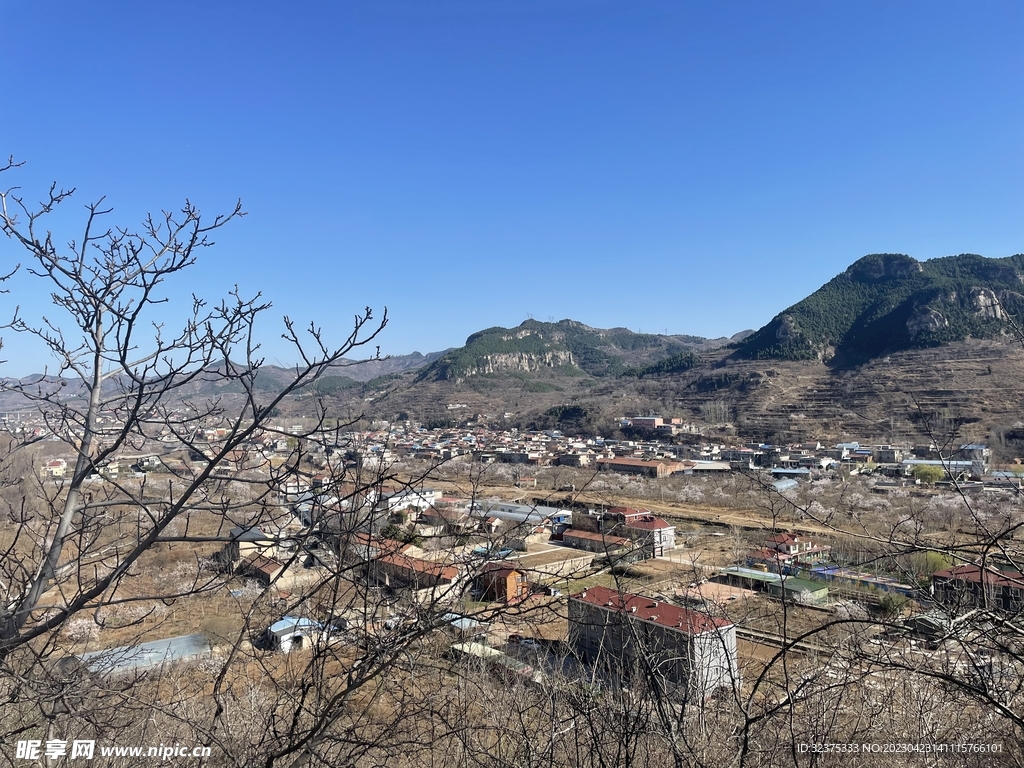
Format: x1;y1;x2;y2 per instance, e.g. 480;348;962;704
18;401;1020;708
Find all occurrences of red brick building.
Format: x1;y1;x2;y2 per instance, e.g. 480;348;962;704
478;562;530;603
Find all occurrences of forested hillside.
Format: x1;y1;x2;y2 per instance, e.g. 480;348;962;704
419;319;728;381
734;253;1024;365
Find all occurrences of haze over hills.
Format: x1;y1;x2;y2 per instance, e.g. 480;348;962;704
0;351;452;411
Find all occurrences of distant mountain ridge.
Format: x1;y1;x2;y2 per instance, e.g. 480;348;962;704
417;319;740;383
330;349;452;381
0;350;452;409
734;253;1024;365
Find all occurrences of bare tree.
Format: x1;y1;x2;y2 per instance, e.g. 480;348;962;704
4;156;1023;768
0;158;580;767
0;158;392;647
0;160;420;761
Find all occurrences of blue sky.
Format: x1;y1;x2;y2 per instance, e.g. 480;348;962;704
1;0;1021;374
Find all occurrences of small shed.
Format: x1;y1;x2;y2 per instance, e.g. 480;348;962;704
440;613;490;641
265;617;322;652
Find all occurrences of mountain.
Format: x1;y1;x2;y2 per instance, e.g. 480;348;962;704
734;253;1024;366
417;319;733;382
0;351;451;410
328;350;452;382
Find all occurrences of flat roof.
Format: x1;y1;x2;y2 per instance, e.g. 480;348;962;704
679;582;756;604
779;577;829;593
902;459;975;468
718;566;781;583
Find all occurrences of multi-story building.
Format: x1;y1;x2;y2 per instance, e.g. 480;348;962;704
570;507;676;556
932;565;1024;612
748;533;831;570
623;515;676;557
478;562;530;603
568;586;739;699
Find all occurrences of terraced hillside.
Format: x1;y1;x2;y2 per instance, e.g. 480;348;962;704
344;336;1024;454
666;339;1024;448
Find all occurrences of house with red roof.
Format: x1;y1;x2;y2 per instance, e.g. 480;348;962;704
238;553;286;586
623;515;677;557
42;458;68;479
568;586;739;699
748;533;831;570
595;457;686;478
367;548;464;605
932;564;1024;612
569;507;676;558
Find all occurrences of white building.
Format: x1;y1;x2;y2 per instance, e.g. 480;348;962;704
568;586;738;699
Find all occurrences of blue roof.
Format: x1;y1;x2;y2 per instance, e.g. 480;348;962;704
77;633;212;675
269;617;322;634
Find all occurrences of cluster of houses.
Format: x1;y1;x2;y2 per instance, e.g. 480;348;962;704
560;506;677;559
31;399;1009;494
31;407;1022;700
220;472;688;609
299;422;1002;487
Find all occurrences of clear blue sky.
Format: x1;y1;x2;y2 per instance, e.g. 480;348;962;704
1;0;1021;374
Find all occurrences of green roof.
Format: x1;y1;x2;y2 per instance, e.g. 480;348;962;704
778;577;828;594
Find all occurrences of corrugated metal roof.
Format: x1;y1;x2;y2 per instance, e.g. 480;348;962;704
719;566;781;583
779;577;829;593
717;567;826;594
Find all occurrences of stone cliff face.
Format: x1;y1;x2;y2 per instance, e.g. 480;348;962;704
774;315;834;361
906;307;949;337
449;350;574;381
420;318;714;382
971;288;1004;320
906;287;1006;338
